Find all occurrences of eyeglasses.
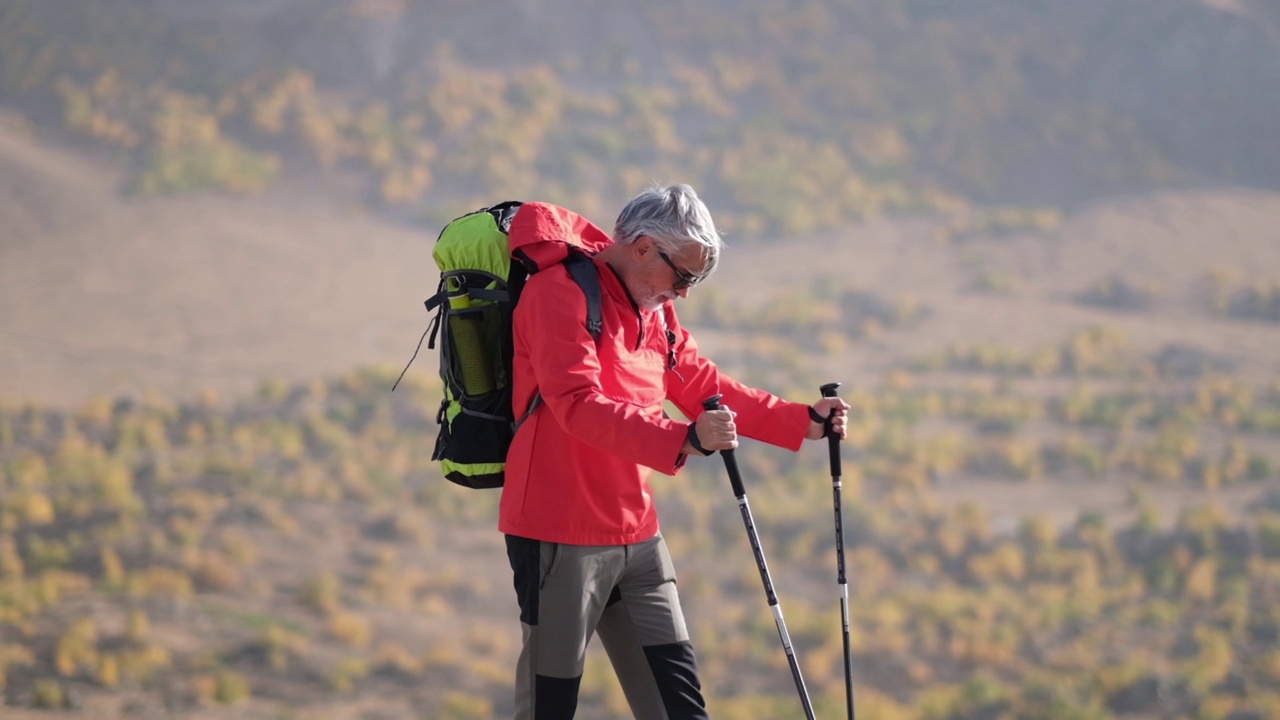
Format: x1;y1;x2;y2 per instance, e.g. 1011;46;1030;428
656;250;705;290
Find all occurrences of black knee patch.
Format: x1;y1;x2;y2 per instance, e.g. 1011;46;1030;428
643;641;708;719
534;674;582;719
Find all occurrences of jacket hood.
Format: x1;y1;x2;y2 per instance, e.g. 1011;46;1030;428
509;202;613;272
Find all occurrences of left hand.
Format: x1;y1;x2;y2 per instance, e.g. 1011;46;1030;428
806;396;850;440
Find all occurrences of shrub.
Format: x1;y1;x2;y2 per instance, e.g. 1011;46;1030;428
440;689;494;718
327;610;372;649
329;657;370;693
0;643;34;692
299;570;342;614
261;624;308;672
192;550;241;592
32;678;67;708
1076;274;1160;311
214;669;250;704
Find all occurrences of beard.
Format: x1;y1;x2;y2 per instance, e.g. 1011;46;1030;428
636;288;675;312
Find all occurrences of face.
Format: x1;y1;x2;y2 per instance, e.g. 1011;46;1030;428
629;238;708;311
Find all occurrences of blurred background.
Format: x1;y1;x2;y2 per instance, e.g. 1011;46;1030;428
1;0;1279;717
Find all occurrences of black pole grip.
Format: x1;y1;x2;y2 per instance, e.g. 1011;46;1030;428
821;382;842;477
702;395;747;498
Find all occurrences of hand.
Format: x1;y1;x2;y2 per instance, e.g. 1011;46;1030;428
806;396;849;440
684;406;738;454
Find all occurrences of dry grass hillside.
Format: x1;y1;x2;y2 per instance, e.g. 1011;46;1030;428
0;110;432;408
3;108;1279;410
5;112;1277;536
708;191;1280;378
3;120;1280;719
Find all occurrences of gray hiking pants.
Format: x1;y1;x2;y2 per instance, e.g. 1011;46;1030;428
505;533;709;720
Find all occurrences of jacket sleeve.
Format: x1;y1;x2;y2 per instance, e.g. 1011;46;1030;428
516;270;691;473
664;306;811;452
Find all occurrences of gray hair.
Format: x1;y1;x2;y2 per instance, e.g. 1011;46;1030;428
613;184;723;276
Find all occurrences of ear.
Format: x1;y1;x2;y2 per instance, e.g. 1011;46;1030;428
633;235;654;258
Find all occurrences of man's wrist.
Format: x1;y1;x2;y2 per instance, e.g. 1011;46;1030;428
686;423;713;456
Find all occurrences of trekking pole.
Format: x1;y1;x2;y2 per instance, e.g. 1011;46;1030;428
821;382;856;720
702;395;816;720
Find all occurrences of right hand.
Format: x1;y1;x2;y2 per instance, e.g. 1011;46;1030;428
685;406;738;454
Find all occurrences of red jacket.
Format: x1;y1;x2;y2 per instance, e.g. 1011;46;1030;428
497;203;812;545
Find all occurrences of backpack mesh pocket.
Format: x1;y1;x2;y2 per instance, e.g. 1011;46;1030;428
441;282;507;400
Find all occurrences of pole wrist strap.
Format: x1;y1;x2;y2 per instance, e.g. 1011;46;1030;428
809;406;833;438
687;423;714;456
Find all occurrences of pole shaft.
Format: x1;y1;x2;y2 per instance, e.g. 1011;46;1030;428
702;394;815;720
821;382;857;720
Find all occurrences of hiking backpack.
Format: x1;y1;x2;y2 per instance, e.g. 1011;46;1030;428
406;201;609;489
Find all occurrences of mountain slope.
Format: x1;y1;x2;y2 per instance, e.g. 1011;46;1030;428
0;111;433;406
4;112;1280;407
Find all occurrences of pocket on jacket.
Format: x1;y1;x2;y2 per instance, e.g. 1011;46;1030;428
607;356;666;408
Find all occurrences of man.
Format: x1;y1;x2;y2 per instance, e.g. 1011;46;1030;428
501;184;849;719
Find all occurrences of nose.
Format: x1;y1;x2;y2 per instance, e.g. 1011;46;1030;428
675;286;691;299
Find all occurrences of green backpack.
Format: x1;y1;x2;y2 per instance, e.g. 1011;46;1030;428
398;201;607;488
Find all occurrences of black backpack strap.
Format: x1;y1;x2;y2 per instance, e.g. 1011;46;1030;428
513;391;542;435
512;251;602;429
468;287;509;303
563;250;603;340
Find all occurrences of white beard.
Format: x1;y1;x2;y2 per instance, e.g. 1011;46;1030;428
639;291;675;312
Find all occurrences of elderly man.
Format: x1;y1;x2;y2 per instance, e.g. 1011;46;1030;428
500;183;848;719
